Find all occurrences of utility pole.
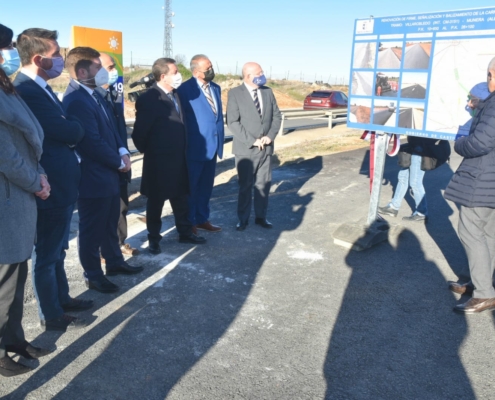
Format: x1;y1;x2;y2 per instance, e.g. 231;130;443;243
163;0;175;57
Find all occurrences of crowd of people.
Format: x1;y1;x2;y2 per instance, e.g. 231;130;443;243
0;22;281;377
2;19;495;380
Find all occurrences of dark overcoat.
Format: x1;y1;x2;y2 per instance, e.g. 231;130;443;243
132;83;189;200
445;91;495;208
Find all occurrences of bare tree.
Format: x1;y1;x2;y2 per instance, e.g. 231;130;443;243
174;53;187;66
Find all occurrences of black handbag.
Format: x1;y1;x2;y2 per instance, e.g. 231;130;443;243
397;143;412;168
420;140;451;171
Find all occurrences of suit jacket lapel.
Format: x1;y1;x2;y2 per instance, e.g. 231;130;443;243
259;87;269;122
240;84;260;120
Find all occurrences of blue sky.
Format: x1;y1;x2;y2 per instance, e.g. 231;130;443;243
3;1;495;83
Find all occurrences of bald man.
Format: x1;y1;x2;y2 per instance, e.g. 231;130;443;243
96;53;139;257
226;62;282;231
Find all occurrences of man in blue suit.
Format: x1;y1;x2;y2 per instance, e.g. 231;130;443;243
178;55;224;233
14;28;91;332
63;47;143;293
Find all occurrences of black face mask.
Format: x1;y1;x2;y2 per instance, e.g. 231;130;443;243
203;68;215;82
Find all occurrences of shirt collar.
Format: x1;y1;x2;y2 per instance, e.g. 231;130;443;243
195;77;209;89
244;82;258;92
156;83;173;95
20;68;48;89
72;78;94;96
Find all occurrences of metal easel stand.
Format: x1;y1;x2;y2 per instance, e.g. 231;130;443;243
333;131;400;251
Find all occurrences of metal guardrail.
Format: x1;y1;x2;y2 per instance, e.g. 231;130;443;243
125;108;347;137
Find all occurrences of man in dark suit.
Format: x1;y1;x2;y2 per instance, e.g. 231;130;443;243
96;52;138;257
227;62;282;231
177;54;224;234
14;28;92;331
63;47;143;293
132;57;206;254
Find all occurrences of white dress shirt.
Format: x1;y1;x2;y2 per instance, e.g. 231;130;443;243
244;82;263;114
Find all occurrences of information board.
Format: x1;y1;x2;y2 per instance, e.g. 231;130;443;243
71;26;124;97
348;7;495;139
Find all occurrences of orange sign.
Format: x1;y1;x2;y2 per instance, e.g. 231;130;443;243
71;26;123;91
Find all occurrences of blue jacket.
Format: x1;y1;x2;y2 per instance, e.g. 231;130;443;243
177;78;224;160
13;72;84;209
445;91;495;208
63;80;125;199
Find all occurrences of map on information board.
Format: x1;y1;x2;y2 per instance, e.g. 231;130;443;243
348;7;495;139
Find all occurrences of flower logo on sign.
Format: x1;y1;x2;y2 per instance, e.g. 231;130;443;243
109;37;119;50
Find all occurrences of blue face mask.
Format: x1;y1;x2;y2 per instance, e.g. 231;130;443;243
252;74;267;87
0;48;21;76
108;69;119;85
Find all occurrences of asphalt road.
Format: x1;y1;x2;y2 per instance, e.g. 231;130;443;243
373;109;394;125
5;143;495;399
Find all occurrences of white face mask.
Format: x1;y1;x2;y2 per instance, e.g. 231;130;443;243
80;67;109;87
170;72;182;89
94;67;110;87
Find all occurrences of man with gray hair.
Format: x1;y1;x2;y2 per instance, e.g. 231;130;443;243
177;55;224;233
227;62;282;231
444;57;495;314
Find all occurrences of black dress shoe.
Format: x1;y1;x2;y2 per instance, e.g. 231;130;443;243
85;276;119;293
0;355;32;377
106;262;144;276
41;314;88;332
255;218;273;228
149;241;161;254
5;341;54;360
62;298;94;312
236;222;248;231
179;233;206;244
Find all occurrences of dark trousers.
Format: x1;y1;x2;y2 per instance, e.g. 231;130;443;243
187;157;217;226
235;150;272;224
33;205;73;321
118;182;129;246
78;194;124;279
146;194;192;243
0;261;27;358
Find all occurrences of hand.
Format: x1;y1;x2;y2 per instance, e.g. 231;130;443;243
455;132;468;141
260;136;272;146
253;139;264;150
119;154;131;172
35;174;51;200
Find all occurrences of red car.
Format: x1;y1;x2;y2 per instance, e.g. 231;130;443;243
303;90;348;110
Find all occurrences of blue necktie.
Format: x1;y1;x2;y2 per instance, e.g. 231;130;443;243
167;92;180;115
45;84;64;114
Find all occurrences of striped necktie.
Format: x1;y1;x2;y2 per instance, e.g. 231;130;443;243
253;89;261;118
202;83;217;115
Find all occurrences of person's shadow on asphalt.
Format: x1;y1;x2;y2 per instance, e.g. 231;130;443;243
4;156;322;399
323;228;474;399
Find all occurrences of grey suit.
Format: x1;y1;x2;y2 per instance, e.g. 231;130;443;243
227;84;281;223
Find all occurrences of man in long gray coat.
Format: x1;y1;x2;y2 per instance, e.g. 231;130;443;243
227;62;282;231
445;57;495;314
